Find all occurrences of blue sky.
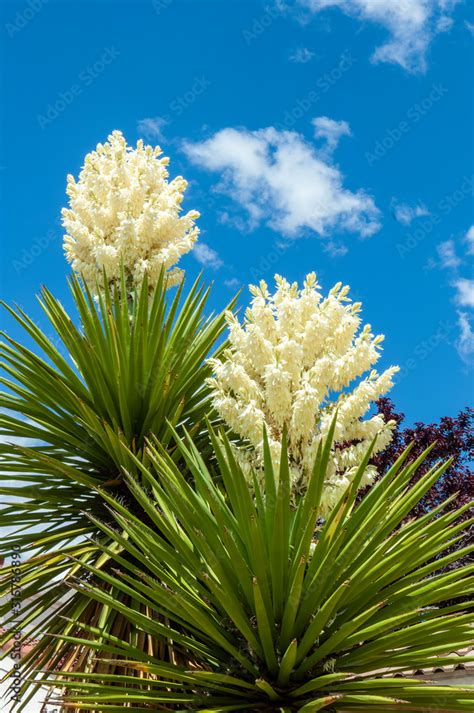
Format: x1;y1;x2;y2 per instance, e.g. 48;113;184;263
0;0;473;426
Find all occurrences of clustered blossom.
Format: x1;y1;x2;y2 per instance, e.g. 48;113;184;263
209;273;399;512
62;130;199;292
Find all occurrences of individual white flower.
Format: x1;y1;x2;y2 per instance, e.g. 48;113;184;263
62;130;199;292
209;274;399;513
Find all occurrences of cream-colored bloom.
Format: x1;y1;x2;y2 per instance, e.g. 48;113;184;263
209;273;399;512
62;130;199;292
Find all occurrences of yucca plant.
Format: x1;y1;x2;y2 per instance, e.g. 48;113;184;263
0;271;233;709
42;420;473;712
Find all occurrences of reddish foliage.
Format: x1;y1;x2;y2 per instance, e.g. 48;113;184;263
373;398;473;516
370;398;473;575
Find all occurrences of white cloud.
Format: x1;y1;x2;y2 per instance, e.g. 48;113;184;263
224;277;241;288
465;20;474;34
392;200;430;226
436;15;454;32
297;0;460;72
453;277;474;308
430;226;474;364
464;225;474;255
193;242;224;270
456;311;474;363
325;240;349;257
137;116;169;142
182;121;380;249
312;116;351;153
289;46;315;63
437;239;461;270
431;232;474;362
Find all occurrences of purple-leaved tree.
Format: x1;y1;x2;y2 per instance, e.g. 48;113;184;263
371;398;473;574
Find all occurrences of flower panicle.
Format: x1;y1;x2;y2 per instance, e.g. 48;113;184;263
62;130;199;293
209;273;399;513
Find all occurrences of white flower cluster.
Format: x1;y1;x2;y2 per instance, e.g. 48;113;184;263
209;273;399;512
62;130;199;291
